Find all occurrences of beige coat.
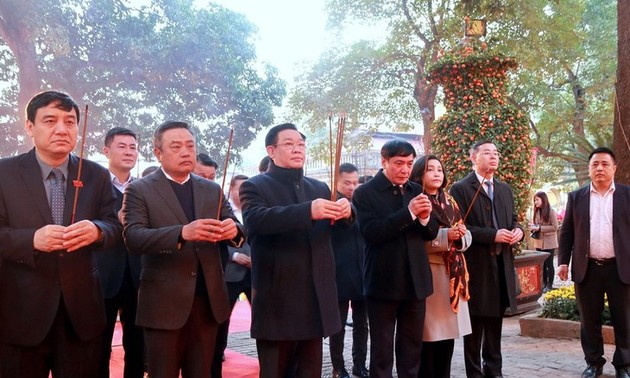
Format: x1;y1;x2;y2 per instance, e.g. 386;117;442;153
533;209;559;250
423;228;473;341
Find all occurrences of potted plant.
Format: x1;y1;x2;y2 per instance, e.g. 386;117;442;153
519;285;615;343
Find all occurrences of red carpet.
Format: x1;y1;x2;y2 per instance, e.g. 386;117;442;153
110;300;259;377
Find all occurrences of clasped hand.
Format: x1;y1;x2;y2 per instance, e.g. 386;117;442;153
182;218;238;243
311;198;351;220
494;227;523;245
34;220;102;253
447;223;467;241
408;193;432;219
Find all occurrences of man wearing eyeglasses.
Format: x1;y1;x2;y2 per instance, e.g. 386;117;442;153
240;123;353;377
450;140;523;378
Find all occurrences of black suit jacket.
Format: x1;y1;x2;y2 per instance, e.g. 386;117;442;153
122;169;242;329
352;170;439;301
450;172;521;316
0;149;120;346
240;162;345;340
96;185;141;298
224;242;251;283
558;183;630;284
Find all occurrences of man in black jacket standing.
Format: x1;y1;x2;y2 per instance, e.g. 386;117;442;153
97;127;144;378
329;163;369;378
450;140;522;378
353;139;439;378
240;123;352;378
558;147;630;378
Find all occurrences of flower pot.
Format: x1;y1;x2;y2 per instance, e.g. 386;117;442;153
505;250;550;316
519;312;615;344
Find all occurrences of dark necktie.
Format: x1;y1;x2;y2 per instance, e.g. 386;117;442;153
50;168;65;225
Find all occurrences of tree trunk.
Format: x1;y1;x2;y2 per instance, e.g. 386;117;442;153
0;0;43;154
614;0;630;185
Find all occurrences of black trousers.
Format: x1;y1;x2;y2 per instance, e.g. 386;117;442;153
0;299;101;378
144;293;219;378
419;339;455;378
99;269;144;378
575;259;630;368
367;298;425;378
463;315;504;378
537;248;555;289
256;338;323;378
329;299;369;371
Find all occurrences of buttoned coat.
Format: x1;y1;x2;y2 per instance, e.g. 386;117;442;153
352;170;439;301
240;163;344;340
449;172;521;316
558;184;630;284
0;149;120;345
122;169;241;329
532;208;559;251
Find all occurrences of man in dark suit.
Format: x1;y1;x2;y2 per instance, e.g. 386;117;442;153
122;121;244;378
352;139;439;378
329;163;369;378
240;123;352;378
212;174;252;377
450;140;523;378
194;152;218;181
0;90;120;377
558;147;630;378
97;127;144;378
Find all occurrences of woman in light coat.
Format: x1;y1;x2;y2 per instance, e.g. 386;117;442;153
530;191;559;292
410;155;472;378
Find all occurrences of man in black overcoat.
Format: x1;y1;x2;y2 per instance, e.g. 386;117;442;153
352;139;439;378
450;140;523;378
240;123;353;378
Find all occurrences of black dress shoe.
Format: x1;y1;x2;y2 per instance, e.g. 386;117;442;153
616;365;630;378
582;364;603;378
333;368;351;378
352;365;369;378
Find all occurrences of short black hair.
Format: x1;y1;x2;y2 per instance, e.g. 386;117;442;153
471;139;495;153
264;123;306;147
339;162;358;175
153;121;193;149
197;153;218;168
381;139;416;159
230;174;249;189
104;127;137;147
410;155;448;189
588;147;616;164
26;91;80;124
358;175;373;184
141;166;159;177
258;156;271;173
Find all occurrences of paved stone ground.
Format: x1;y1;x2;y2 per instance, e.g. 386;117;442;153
227;314;617;377
227;259;620;377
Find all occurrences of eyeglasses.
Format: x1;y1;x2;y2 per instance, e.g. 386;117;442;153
480;151;501;158
274;142;306;150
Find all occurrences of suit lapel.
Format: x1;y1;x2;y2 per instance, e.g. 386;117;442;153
152;170;189;224
19;150;54;224
576;186;591;235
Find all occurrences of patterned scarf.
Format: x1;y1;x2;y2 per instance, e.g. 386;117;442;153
428;190;470;313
